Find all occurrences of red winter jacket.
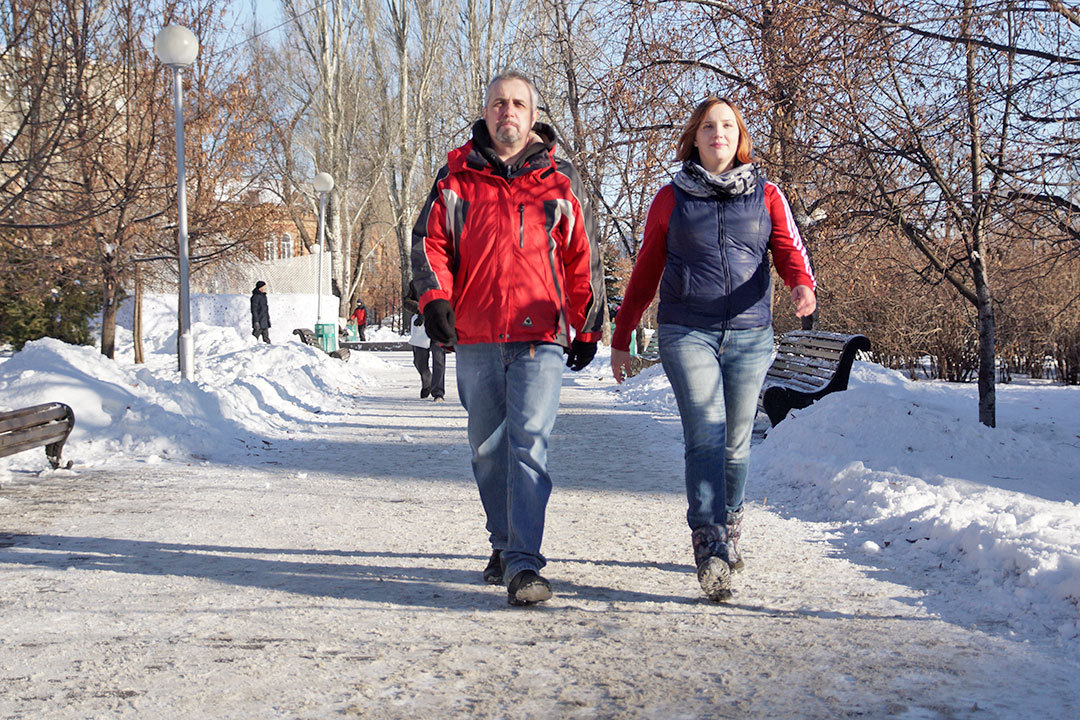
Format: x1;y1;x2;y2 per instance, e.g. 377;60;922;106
411;122;605;347
349;307;366;325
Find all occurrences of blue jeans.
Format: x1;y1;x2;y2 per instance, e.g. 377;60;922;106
455;342;564;582
658;324;774;530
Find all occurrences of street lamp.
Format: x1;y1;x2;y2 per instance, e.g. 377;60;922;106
154;24;198;380
313;172;334;326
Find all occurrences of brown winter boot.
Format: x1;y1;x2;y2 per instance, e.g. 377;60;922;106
691;525;733;602
725;507;745;572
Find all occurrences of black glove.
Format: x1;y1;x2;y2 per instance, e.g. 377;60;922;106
565;339;597;371
422;299;457;345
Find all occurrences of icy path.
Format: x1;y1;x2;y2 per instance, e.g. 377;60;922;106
1;352;1075;719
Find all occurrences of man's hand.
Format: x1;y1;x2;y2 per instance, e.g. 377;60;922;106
422;299;457;345
610;348;632;384
791;285;816;317
566;339;597;371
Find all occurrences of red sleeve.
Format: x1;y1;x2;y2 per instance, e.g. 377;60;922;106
764;182;816;291
611;185;674;351
410;167;455;311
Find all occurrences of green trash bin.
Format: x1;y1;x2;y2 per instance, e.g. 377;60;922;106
315;323;339;353
609;322;637;356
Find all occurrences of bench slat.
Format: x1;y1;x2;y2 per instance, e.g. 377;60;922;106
765;376;823;393
774;344;848;362
768;358;838;377
0;404;69;433
782;330;860;343
340;341;411;351
0;402;75;468
0;426;72;458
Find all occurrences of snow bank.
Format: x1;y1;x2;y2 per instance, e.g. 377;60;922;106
613;360;1080;643
0;318;390;467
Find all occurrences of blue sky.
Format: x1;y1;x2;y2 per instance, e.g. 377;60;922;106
219;0;285;51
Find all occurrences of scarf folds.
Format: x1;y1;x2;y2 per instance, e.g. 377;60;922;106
673;161;761;199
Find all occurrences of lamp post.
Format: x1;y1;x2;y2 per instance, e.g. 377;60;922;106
312;172;334;326
154;25;198;379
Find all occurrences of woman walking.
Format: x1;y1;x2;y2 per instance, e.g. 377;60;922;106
611;97;816;601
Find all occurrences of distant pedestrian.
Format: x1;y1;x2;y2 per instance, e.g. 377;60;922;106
409;312;446;401
349;300;367;341
250;281;271;343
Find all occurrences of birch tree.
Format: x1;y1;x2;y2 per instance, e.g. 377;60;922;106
370;0;451;323
264;0;388;318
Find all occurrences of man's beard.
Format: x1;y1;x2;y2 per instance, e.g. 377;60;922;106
494;123;522;145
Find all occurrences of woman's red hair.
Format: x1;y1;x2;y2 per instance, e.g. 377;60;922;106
675;97;754;166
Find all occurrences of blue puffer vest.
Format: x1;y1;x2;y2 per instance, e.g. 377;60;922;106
657;181;773;330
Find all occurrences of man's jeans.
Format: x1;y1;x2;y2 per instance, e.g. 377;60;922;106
455;342;564;581
658;324;774;530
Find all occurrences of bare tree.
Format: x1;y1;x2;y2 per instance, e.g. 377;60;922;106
821;0;1079;424
253;0;396;319
370;0;451;324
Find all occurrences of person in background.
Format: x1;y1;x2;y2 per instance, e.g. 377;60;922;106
411;70;605;606
611;96;816;602
409;311;446;402
349;300;367;341
250;280;271;343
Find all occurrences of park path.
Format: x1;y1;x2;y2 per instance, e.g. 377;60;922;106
0;352;1074;719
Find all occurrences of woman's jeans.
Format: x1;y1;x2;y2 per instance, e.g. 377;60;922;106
658;324;774;531
455;342;564;582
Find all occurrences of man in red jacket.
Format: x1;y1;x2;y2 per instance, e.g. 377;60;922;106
411;71;605;606
349;300;367;341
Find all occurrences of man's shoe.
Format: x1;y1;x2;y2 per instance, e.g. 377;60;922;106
691;525;734;602
432;396;445;402
482;550;503;585
420;386;431;399
507;570;552;606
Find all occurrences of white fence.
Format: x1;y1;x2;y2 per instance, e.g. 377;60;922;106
140;251;333;296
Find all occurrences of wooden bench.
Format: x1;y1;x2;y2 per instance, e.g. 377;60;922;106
627;331;662;375
292;328;351;361
760;330;871;426
293;327;319;346
0;402;75;470
340;341;411;351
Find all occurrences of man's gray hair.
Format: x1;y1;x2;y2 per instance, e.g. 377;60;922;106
484;70;540;113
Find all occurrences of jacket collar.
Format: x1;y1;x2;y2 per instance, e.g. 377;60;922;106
452;120;557;179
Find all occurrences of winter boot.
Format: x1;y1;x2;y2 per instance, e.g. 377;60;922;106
725;507;745;572
507;569;552;606
691;525;733;602
482;549;503;585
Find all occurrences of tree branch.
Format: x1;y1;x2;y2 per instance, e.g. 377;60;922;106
830;0;1080;64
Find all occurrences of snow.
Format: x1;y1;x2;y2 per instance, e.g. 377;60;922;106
1;294;1077;719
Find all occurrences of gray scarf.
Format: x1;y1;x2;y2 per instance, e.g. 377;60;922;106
673;161;761;199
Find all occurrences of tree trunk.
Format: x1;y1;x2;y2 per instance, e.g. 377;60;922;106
133;262;144;364
100;260;119;359
964;0;995;427
974;261;996;426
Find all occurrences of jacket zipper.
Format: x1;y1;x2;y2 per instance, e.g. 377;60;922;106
518;204;525;248
719;201;732;327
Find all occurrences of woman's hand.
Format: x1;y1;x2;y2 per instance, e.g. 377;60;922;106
611;348;632;384
791;285;816;317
